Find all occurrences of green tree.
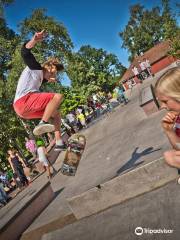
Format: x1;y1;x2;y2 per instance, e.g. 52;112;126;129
18;8;73;62
0;0;14;18
161;0;178;39
67;45;126;92
119;0;179;61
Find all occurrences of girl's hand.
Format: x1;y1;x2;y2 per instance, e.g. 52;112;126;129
162;111;178;131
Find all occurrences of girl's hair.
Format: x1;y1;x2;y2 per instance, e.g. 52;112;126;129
155;67;180;101
8;149;17;155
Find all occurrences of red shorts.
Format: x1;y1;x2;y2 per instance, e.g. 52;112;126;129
13;92;55;119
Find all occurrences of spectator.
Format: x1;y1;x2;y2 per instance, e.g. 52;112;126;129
138;60;148;79
0;183;9;206
131;65;143;82
144;58;152;76
25;137;37;159
155;67;180;179
127;80;133;93
115;86;128;104
66;112;77;132
7;149;29;189
92;93;98;104
36;140;53;179
76;111;87;128
87;97;95;112
0;171;13;190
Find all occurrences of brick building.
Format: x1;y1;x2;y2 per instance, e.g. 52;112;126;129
120;41;177;90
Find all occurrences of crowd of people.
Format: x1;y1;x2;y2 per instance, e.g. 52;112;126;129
131;58;152;82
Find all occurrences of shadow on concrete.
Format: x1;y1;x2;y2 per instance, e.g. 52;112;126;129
54;187;65;199
116;147;161;176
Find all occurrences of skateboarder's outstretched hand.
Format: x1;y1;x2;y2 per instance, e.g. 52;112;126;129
33;30;47;42
26;30;47;49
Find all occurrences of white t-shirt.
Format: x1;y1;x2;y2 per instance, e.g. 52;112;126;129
132;67;139;75
66;113;75;123
37;146;49;167
14;67;43;103
145;59;151;68
139;62;146;71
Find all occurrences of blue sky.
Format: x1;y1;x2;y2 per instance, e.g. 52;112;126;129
4;0;179;85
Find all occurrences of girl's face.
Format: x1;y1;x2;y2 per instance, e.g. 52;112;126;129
156;91;180;112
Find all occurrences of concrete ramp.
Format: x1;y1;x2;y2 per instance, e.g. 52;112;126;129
0;175;54;240
42;179;180;240
67;158;178;219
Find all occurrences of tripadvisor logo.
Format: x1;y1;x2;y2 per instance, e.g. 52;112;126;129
135;226;173;236
135;227;143;236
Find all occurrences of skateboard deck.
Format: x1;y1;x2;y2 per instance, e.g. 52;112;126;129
61;134;86;176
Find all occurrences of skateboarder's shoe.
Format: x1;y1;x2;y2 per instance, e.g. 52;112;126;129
54;143;67;151
33;122;55;136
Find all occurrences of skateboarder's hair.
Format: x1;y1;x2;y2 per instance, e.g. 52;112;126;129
155;67;180;101
42;57;64;72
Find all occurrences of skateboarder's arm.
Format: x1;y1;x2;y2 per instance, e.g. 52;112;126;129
21;30;46;70
21;44;42;70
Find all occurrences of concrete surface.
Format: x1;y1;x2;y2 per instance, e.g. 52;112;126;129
67;158;178;219
42;180;180;240
0;175;54;240
21;63;177;240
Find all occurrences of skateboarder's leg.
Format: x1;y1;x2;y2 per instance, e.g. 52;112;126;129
33;93;64;136
51;111;67;151
42;94;63;122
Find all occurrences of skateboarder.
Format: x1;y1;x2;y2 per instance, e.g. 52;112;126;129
155;67;180;172
13;30;66;151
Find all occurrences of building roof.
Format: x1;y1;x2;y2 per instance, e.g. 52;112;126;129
120;40;171;82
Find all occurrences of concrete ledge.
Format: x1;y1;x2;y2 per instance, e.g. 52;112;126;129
0;175;54;240
21;213;76;240
139;85;159;116
40;180;180;240
67;158;178;219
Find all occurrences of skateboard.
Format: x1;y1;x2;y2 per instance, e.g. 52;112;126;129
61;134;86;176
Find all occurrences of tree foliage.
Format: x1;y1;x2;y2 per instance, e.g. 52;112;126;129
18;8;73;62
119;0;179;61
67;45;126;92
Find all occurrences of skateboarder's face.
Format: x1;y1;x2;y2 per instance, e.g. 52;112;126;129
43;66;57;82
156;91;180;112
